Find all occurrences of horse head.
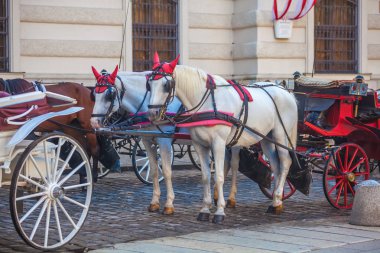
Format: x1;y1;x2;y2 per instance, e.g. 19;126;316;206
147;52;180;122
90;65;122;129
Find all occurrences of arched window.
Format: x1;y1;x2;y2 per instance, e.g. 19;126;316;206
314;0;358;73
132;0;178;71
0;0;9;72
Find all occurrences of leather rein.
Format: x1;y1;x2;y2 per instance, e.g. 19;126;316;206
147;71;249;148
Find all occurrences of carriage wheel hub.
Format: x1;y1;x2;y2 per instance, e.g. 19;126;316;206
346;172;356;183
49;185;65;199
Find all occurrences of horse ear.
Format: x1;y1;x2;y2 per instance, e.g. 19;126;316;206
153;51;160;69
110;65;118;81
92;66;101;80
169;55;180;72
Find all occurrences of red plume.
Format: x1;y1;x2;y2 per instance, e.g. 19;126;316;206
92;66;101;80
153;51;160;69
109;65;119;82
169;55;180;72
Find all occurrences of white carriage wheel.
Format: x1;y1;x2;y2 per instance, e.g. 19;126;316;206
187;145;214;173
132;139;173;185
95;159;110;179
9;133;93;250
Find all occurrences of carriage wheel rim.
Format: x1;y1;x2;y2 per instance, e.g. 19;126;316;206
10;133;92;250
323;143;369;210
133;141;173;184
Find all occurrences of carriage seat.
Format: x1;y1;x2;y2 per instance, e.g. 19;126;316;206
294;75;342;89
0;91;50;131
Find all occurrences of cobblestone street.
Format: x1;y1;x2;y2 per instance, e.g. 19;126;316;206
0;156;354;253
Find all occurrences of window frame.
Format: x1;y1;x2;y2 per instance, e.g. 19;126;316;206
132;0;179;72
314;0;359;74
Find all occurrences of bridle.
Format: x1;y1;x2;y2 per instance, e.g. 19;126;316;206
91;75;126;124
146;65;176;120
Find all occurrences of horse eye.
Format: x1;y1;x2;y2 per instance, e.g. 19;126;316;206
163;82;170;92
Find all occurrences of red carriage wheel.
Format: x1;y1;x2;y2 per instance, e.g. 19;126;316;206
258;153;297;200
259;176;297;200
323;143;370;209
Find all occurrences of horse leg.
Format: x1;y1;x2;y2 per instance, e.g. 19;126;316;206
193;143;212;222
214;148;230;206
261;139;283;214
211;137;227;224
157;138;175;215
226;147;240;208
143;139;161;212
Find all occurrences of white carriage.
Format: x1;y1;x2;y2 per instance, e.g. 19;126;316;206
0;90;93;250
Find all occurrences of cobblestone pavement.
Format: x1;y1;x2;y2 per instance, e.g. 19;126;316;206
0;161;354;253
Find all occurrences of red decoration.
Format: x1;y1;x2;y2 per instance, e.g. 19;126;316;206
273;0;317;20
151;52;180;80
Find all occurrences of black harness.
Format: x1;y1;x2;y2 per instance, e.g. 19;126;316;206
147;70;250;148
91;75;126;123
146;65;176;120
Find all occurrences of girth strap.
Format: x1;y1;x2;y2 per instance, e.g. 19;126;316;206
174;111;240;126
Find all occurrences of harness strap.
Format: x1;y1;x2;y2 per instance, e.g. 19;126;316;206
226;80;249;148
206;74;216;89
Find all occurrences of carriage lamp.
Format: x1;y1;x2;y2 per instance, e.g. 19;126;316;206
349;75;368;117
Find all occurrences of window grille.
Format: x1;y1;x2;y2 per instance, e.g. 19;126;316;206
314;0;358;73
132;0;178;71
0;0;9;72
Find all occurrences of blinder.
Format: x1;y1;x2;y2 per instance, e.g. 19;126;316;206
105;86;117;101
146;71;174;93
146;70;176;119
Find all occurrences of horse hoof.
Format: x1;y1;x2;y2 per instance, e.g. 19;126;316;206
162;207;174;215
148;203;160;212
266;205;283;215
197;212;210;222
226;199;236;208
212;214;225;224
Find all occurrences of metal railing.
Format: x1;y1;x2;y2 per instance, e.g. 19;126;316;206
132;0;178;71
314;0;358;73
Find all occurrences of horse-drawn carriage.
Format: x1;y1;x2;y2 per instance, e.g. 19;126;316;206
247;73;380;209
0;86;93;250
293;73;379;209
90;53;380;224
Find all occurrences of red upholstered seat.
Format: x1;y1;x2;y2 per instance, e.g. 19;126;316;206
0;91;10;98
0;97;51;131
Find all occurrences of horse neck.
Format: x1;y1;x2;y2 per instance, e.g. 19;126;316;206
117;75;149;114
174;66;210;110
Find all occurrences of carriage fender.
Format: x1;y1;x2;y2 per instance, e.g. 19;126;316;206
6;107;84;147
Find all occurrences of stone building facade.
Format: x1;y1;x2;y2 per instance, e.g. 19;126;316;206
1;0;380;88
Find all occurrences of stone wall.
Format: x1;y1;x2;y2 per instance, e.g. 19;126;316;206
11;0;125;85
367;0;380;89
187;0;234;78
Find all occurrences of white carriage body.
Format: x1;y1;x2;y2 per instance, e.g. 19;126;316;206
0;90;81;187
0;132;55;188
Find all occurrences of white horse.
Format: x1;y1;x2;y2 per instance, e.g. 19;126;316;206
90;66;182;215
147;53;298;223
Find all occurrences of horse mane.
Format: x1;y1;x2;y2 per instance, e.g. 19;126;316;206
174;65;229;99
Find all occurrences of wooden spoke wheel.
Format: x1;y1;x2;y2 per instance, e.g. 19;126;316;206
132;139;173;185
187;145;214;172
258;153;296;200
92;158;110;179
259;177;296;201
323;143;370;210
10;133;92;250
